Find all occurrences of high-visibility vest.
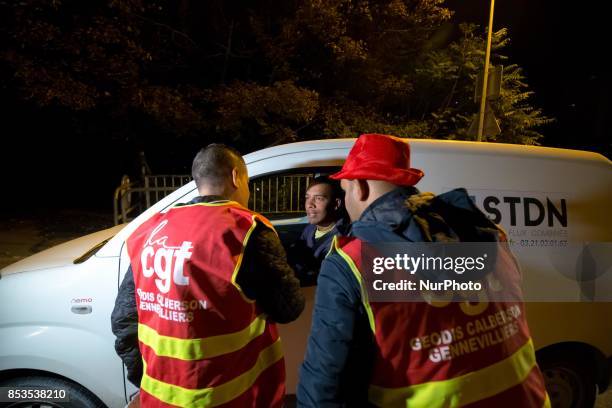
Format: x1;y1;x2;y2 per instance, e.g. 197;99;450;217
127;200;285;407
330;235;550;408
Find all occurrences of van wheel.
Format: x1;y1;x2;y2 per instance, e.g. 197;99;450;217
0;376;105;408
539;355;597;408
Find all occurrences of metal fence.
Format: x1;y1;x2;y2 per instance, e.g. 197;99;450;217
113;175;191;225
249;174;312;215
114;173;312;225
142;175;192;208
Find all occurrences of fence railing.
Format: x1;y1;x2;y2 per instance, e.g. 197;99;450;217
142;175;192;208
113;175;191;225
114;173;313;225
249;174;312;215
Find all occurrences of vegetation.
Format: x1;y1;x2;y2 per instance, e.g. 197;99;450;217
0;0;552;154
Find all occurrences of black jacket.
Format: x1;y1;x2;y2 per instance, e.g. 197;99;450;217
110;195;305;387
287;218;348;286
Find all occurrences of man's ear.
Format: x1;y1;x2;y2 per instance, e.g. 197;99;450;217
356;179;369;201
231;167;240;189
333;198;342;211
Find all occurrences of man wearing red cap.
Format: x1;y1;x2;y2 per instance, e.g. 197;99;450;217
297;134;549;407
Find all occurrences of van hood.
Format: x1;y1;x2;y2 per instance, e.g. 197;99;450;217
0;225;124;276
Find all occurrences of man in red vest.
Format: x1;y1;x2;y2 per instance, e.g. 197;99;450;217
297;134;549;407
112;144;304;407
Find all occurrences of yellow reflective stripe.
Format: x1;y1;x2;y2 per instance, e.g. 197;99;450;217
332;236;376;334
230;214;259;304
138;315;268;360
141;338;283;407
170;200;243;209
170;200;259;301
171;201;263;303
369;338;538;407
542;392;551;408
324;236;336;259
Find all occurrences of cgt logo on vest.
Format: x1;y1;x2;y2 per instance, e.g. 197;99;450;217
140;220;193;294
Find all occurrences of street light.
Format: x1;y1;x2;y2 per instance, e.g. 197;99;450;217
477;0;496;142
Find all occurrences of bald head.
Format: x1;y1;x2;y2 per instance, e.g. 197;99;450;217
192;144;250;206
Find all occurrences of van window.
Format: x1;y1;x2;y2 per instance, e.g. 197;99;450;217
248;167;341;220
249;173;313;219
249;168;342;287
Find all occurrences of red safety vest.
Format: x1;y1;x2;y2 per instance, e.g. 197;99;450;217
127;200;285;407
330;235;550;408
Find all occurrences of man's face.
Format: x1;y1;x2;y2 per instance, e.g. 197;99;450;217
340;179;359;222
305;183;337;226
234;166;250;207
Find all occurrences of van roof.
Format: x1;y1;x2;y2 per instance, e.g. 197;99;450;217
245;138;611;167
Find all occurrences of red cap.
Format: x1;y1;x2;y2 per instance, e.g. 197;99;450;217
330;134;424;186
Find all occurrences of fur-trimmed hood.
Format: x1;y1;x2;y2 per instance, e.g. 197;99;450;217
352;187;500;244
351;187;502;283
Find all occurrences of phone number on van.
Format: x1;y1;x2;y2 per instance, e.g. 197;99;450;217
518;239;568;247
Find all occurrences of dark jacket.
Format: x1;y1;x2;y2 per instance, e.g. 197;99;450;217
111;195;305;387
288;218;348;286
297;187;501;407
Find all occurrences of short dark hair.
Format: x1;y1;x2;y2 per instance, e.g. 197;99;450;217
192;144;246;189
307;176;344;200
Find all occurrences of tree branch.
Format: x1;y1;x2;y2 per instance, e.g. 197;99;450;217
132;13;200;49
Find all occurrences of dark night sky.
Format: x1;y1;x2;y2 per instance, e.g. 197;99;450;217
1;1;609;215
448;0;610;154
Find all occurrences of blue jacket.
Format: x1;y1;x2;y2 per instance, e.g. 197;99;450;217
297;187;500;406
288;218;348;286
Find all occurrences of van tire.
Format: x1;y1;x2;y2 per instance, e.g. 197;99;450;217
539;354;597;408
0;375;105;408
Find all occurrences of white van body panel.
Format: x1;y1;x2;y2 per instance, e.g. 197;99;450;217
0;256;126;407
1;225;124;276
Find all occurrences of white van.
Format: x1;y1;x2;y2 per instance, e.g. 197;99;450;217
1;139;611;408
